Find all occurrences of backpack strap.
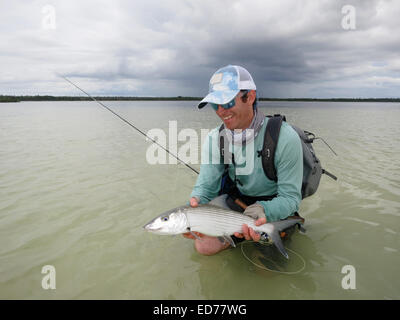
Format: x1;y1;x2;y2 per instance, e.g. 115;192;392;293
218;124;231;168
260;115;285;182
218;124;243;195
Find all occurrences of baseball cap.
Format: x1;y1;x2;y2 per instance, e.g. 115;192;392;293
197;65;256;109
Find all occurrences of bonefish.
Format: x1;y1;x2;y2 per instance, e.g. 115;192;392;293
143;204;304;259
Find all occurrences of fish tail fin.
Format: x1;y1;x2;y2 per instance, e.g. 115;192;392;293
270;229;289;259
259;218;303;259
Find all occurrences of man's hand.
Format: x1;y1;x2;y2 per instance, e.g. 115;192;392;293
183;197;203;239
234;203;267;241
189;197;199;208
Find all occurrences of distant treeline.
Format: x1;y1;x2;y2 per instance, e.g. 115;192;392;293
259;98;400;102
0;95;201;103
1;95;400;103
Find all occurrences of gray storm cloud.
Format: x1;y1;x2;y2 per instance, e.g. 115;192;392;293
0;0;399;98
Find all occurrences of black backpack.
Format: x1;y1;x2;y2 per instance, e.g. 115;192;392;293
260;114;337;198
219;114;337;199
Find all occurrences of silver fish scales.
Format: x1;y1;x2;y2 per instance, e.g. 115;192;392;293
144;204;304;259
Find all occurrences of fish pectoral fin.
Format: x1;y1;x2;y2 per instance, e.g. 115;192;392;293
217;237;226;244
190;231;202;241
223;234;236;248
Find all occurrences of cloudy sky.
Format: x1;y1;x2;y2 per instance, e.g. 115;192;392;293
1;0;399;98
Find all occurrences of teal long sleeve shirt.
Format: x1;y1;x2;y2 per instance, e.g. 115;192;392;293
190;118;303;222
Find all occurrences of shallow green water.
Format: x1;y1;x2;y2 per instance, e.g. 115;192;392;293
0;100;399;299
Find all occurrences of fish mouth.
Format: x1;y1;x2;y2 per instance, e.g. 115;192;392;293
143;224;161;232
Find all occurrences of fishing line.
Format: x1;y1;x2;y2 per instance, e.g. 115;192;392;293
240;241;306;275
63;75;310;270
60;75;199;175
314;137;338;156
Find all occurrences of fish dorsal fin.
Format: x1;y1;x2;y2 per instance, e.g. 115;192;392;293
208;194;230;209
269;218;303;232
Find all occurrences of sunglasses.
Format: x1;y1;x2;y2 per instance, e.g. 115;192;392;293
209;90;249;111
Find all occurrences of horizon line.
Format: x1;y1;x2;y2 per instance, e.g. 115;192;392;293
1;94;400;102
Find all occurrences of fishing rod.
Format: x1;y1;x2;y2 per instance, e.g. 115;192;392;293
61;76;200;175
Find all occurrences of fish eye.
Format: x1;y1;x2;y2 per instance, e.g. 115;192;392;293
161;216;169;222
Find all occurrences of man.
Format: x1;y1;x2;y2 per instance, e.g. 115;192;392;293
184;65;303;255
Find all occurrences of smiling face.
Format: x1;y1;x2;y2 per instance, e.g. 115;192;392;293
215;90;256;130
